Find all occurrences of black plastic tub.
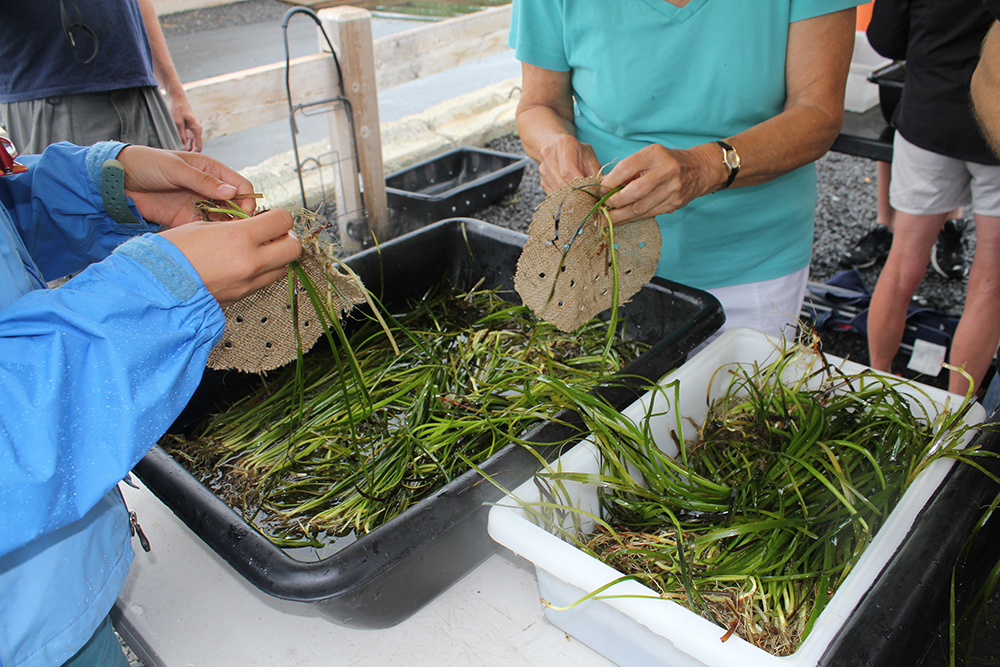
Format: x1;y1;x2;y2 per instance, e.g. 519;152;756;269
868;61;905;126
819;407;1000;666
385;147;529;229
134;218;724;629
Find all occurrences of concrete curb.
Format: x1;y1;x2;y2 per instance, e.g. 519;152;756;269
242;76;522;211
153;0;229;16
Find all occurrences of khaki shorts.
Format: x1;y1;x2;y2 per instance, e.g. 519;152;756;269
0;86;182;155
890;132;1000;217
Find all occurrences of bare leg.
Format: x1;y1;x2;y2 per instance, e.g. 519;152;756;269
876;160;895;230
841;162;896;268
948;214;1000;396
868;211;949;372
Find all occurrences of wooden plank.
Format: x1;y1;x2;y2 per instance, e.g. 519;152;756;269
371;5;512;90
182;5;513;141
319;6;388;249
184;53;341;142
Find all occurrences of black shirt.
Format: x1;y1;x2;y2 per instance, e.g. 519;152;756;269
984;0;1000;21
868;0;999;165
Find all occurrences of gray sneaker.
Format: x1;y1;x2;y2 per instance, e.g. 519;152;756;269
931;218;968;280
841;226;892;268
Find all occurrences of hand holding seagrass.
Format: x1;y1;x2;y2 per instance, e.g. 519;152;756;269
514;176;661;332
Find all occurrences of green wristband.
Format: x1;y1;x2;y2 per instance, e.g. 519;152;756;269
101;158;141;225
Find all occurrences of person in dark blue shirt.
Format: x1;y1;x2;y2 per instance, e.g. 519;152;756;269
0;0;202;154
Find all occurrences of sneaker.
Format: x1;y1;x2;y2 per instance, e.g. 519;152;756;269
931;218;968;280
841;225;892;268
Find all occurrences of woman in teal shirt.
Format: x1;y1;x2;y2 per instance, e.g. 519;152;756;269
511;0;861;339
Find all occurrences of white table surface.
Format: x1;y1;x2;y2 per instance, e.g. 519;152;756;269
115;479;614;667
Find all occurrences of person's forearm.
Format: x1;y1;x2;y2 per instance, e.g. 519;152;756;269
515;95;577;164
0;238;223;558
138;0;203;151
9;143;157;280
719;100;844;190
137;0;186;99
973;22;1000;157
514;65;603;193
720;8;853;191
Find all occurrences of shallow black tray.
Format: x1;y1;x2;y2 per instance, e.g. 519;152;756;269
134;218;724;629
386;147;529;228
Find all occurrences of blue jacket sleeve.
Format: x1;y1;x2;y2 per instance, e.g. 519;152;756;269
0;159;225;557
0;141;158;282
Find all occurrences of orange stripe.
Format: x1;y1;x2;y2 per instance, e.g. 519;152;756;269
856;2;874;31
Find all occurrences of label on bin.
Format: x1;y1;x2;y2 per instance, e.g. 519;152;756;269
907;338;946;377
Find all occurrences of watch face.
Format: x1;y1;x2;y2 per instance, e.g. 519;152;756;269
725;150;740;169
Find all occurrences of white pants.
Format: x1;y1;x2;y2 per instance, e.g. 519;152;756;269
696;266;810;351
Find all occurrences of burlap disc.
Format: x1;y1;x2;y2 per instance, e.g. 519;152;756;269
206;249;367;373
514;176;661;332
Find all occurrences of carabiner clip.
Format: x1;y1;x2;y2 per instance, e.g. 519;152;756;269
0;137;27;176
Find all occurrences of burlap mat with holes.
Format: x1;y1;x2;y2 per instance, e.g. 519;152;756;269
206;249;367;373
515;176;662;332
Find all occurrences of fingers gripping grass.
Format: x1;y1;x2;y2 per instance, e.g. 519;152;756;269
164;280;648;546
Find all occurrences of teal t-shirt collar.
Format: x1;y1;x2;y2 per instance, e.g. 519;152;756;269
637;0;708;21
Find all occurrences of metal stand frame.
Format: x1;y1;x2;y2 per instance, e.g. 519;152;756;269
282;7;367;244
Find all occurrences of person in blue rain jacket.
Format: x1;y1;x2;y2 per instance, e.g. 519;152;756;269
0;140;301;667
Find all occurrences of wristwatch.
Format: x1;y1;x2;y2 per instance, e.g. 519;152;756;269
716;140;741;190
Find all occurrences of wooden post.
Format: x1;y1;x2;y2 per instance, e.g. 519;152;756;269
318;7;388;251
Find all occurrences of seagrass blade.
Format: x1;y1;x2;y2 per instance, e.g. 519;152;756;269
207;248;366;373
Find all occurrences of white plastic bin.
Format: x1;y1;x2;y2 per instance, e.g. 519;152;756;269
846;30;892;112
488;328;984;667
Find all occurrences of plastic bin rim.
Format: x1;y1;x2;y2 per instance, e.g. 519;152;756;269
385;152;530;203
